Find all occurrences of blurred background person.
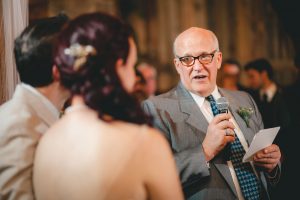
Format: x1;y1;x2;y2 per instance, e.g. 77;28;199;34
133;68;148;102
244;58;290;133
0;14;69;200
218;58;247;91
33;12;183;200
284;56;300;136
280;56;300;200
245;58;290;200
137;62;158;97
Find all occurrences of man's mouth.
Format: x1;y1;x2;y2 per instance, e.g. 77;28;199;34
193;75;207;80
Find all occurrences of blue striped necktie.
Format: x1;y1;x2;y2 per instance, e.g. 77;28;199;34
206;95;260;200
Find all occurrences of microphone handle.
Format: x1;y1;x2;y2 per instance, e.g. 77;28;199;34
218;108;230;160
218;108;228;114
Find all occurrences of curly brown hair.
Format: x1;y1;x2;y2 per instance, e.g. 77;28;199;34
54;12;152;125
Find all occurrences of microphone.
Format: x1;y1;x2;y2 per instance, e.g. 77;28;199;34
216;97;231;160
216;97;229;114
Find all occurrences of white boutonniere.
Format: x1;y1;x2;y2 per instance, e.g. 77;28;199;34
237;107;254;128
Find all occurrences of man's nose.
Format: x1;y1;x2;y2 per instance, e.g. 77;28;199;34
193;59;204;70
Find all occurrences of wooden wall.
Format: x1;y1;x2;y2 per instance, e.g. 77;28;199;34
28;0;296;91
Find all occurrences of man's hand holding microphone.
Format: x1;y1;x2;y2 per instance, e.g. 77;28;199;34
203;97;235;161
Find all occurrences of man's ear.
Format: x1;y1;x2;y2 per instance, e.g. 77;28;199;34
217;52;223;70
115;58;125;78
174;58;181;74
52;65;60;81
261;70;268;79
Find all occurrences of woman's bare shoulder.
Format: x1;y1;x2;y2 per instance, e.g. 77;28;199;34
113;122;166;142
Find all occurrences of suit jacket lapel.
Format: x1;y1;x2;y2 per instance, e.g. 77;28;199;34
176;83;209;134
214;163;238;197
214;89;257;197
177;86;255;144
219;88;255;145
176;84;238;197
214;89;256;197
175;85;257;198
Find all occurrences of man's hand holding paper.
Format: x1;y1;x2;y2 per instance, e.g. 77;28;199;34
242;126;281;174
253;144;281;173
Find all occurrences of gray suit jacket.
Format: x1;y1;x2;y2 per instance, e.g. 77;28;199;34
142;82;280;200
0;84;59;200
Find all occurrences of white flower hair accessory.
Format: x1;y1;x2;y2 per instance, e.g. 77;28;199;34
64;43;97;71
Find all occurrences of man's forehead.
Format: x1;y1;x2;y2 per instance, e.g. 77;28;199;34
176;38;215;56
174;28;217;56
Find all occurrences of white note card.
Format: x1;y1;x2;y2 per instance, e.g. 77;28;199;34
242;127;280;163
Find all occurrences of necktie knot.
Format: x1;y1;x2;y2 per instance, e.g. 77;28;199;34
206;95;219;116
262;93;268;102
205;95;215;103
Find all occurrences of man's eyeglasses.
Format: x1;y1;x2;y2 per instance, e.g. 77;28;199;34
177;50;218;67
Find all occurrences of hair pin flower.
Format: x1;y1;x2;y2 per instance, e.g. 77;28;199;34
237;107;254;128
64;43;97;71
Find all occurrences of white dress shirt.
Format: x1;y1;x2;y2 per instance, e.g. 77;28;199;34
190;86;259;200
259;82;277;102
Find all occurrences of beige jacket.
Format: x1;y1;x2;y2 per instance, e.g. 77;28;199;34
0;84;59;200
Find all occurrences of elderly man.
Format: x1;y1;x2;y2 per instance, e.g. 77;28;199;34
0;14;69;200
143;27;281;200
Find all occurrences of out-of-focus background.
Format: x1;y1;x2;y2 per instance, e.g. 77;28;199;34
1;0;299;97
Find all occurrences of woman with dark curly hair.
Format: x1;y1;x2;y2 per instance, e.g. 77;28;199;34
33;12;183;200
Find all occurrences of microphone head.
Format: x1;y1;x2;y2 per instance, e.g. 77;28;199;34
216;97;229;113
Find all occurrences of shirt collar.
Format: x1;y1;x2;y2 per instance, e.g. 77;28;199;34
260;82;277;102
20;83;60;125
189;86;221;107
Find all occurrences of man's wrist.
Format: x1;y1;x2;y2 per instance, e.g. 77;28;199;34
202;145;214;161
267;165;279;178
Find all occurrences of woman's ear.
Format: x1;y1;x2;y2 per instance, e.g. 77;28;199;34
115;58;125;78
52;65;60;81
